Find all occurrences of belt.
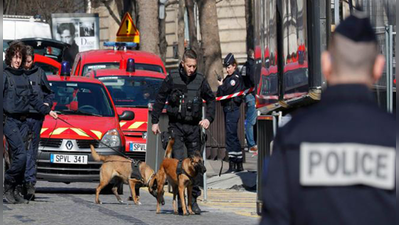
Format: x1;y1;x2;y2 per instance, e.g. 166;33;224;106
5;113;29;120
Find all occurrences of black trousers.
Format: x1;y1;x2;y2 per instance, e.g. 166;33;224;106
4;116;30;186
25;114;44;184
223;106;243;163
168;122;202;199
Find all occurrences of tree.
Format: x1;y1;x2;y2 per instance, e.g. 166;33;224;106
136;0;160;55
177;0;186;60
185;0;200;58
3;0;83;22
197;0;223;91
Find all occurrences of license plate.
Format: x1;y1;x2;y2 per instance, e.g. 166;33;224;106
129;143;146;152
50;154;88;164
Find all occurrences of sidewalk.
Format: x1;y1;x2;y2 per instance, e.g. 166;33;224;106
199;151;259;218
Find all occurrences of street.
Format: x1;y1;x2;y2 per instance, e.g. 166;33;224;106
4;181;260;225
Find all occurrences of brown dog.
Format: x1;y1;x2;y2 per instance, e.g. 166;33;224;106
155;138;206;215
90;145;161;205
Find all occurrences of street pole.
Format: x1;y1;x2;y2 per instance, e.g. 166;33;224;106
202;106;207;202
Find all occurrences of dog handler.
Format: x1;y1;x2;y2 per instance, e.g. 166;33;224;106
261;13;395;224
151;49;216;214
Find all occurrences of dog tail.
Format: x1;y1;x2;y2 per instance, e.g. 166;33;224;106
164;138;174;158
90;145;106;162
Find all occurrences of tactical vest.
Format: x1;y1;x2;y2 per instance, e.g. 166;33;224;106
167;70;204;122
3;70;32;114
27;68;44;102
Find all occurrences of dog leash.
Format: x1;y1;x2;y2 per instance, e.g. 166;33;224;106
56;116;136;162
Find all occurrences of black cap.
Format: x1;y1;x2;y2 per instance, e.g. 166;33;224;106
335;12;377;43
223;53;235;67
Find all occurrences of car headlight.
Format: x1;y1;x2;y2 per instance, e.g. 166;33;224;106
100;129;121;148
142;132;147;140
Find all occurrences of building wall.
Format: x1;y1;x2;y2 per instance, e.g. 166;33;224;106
164;0;248;69
91;0;121;48
92;0;248;69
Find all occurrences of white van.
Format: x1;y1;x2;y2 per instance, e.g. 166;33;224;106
3;15;52;41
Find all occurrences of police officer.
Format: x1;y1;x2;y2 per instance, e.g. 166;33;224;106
3;42;57;204
151;49;215;214
241;49;258;154
23;45;55;200
261;13;395;225
217;53;245;173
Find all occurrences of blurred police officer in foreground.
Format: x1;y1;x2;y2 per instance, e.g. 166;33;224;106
23;45;55;200
261;13;395;225
3;42;58;204
151;49;215;214
217;53;245;173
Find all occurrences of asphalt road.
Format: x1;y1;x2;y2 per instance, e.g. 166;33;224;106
3;181;259;225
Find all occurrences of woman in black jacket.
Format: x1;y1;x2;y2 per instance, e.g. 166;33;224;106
217;53;245;173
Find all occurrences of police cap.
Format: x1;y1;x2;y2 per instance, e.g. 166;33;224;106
223;53;235;67
335;12;377;43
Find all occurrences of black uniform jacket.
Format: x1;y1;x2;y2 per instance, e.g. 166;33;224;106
151;65;216;124
3;66;51;115
25;65;55;114
261;84;395;225
217;70;244;107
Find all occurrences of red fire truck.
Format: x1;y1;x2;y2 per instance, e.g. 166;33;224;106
71;48;166;76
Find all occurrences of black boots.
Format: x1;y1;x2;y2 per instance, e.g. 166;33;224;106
4;184;16;204
3;184;27;204
14;185;28;204
191;197;201;215
225;160;236;173
235;162;244;172
25;183;36;201
225;161;244;173
177;195;201;215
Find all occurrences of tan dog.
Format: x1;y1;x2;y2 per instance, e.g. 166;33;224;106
90;145;161;205
155;139;206;215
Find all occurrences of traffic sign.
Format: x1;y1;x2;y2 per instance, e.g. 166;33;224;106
116;12;140;43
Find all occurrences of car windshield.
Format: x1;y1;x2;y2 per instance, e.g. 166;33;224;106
50;81;115;117
82;63;164;75
98;76;163;107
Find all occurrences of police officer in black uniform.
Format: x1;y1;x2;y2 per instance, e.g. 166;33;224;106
261;13;395;225
3;42;58;204
217;53;245;173
151;49;215;214
23;45;55;200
